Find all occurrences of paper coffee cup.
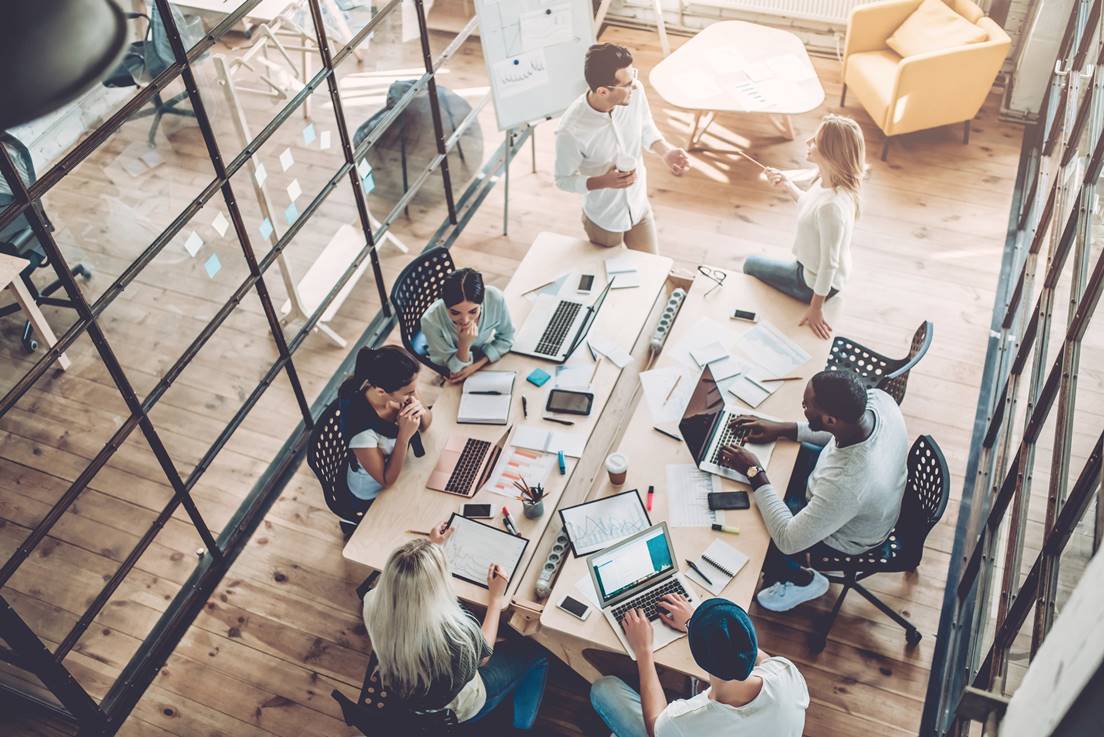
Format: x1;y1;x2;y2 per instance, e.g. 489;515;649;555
615;154;636;173
606;453;628;485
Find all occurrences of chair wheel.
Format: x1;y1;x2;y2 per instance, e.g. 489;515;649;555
80;265;92;280
23;337;38;353
906;629;922;646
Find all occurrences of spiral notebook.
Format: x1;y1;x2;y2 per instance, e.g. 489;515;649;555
685;539;749;595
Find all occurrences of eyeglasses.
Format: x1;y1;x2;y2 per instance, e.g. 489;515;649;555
697;265;727;295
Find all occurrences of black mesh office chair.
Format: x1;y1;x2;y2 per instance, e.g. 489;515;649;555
0;134;91;353
332;649;460;735
808;434;950;651
389;247;456;377
824;321;933;404
102;4;202;146
307;398;371;537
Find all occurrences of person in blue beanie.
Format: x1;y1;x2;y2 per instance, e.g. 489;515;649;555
589;595;808;737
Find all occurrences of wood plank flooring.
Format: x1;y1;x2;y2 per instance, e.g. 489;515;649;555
4;20;1095;737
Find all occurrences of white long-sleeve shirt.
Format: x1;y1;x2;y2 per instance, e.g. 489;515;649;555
554;85;664;232
791;181;856;296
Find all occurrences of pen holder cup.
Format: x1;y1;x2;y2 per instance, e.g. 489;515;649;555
522;499;545;519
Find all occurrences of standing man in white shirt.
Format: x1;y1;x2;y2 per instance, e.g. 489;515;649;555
554;43;691;253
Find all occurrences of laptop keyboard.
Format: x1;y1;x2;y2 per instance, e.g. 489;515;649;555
709;421;750;466
535;301;582;356
444;438;492;495
611;579;689;624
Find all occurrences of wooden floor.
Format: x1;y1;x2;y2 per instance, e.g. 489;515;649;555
4;19;1096;737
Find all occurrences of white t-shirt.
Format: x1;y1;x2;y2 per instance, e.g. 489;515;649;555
654;657;809;737
791;181;856;296
347;427;397;501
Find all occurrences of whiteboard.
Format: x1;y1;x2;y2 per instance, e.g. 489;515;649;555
475;0;595;131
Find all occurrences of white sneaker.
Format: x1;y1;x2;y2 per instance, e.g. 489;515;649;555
756;570;830;612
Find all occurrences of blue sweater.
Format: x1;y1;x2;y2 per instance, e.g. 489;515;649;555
420;286;515;374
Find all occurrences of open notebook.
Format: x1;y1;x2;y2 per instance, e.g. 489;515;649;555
457;371;516;425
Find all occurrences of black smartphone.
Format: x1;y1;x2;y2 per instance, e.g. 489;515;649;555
557;595;591;620
731;309;758;323
707;491;751;510
546;389;594;416
578;273;595;293
462;503;492;519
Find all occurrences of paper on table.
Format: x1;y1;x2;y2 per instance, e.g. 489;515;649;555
686;539;750;595
728;373;774;408
588;335;632;368
523;272;571;302
573;573;600;607
690;341;729;367
511;425;586;458
639;367;696;424
483;446;555;498
442;514;527;587
731;320;810;379
743;60;772;82
666;464;719;528
711;356;744;381
669;317;730;370
604;253;638;289
554;363;593;389
609;271;640;289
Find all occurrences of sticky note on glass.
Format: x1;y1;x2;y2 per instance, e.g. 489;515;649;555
204;254;221;278
212;211;229;237
287;178;302;202
183;231;203;257
284;202;298;226
302;123;316;145
279;148;294;171
319;130;331;150
254;163;267;186
259;217;274;240
361;170;375;194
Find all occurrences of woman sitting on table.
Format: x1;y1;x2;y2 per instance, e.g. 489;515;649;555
421;268;515;384
339;345;431;505
362;527;550;728
743;113;866;339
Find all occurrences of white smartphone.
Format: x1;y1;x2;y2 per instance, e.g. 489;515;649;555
557;595;591;621
577;273;595;294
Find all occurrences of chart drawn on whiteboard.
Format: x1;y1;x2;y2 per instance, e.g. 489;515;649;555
442;513;529;588
559;489;651;556
521;4;576;49
492;49;549;99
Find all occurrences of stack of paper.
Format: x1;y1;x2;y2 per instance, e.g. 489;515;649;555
605;252;640;289
457;371;515;425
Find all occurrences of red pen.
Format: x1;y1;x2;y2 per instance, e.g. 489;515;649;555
501;506;520;536
646;485;654;511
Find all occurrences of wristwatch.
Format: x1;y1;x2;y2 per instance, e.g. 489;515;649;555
746;465;763;480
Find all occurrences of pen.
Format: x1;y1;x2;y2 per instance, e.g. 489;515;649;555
501;506;520;536
544;416;575;426
646;485;654;511
589;355;602;384
653;426;681;441
557;450;566;475
736;149;768;170
522;396;528;417
663;375;682;404
762;376;803;382
587;342;598;361
406;529;431;536
686;559;714;586
711;523;740;535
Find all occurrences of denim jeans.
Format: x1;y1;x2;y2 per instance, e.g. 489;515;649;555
468;638;550;730
589;676;649;737
743;256;838;305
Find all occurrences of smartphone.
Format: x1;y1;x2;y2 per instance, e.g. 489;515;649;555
557;595;591;621
462;503;492;519
731;309;758;323
707;491;751;511
546;389;594;416
577;273;595;293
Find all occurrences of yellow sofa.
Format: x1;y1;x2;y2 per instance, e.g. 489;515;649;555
841;0;1011;159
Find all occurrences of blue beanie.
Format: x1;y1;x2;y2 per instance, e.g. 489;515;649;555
687;598;758;680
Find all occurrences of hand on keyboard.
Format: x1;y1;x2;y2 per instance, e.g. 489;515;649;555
656;593;694;632
620;608;653;658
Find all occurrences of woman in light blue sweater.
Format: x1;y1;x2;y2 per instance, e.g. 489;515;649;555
421;268;515;384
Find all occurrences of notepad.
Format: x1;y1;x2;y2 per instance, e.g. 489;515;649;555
685;539;750;595
511;424;587;458
457;371;516;425
604;252;640;289
690;341;729;367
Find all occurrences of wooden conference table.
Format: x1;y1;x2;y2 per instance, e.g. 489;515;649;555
343;233;673;604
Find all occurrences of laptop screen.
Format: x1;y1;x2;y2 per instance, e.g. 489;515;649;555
590;524;674;603
678;366;724;464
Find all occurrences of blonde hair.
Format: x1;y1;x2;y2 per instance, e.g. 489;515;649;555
363;540;484;698
814;114;866;217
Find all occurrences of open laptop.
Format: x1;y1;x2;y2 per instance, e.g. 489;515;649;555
677;365;776;484
427;426;511;497
512;279;613;363
586;523;697;659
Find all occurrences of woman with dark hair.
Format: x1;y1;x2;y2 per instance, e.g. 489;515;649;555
339;345;432;503
421;268;515;384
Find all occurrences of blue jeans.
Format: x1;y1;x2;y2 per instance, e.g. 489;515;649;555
468;639;550;730
590;676;648;737
743;255;838;304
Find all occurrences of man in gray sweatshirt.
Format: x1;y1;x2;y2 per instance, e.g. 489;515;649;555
719;370;908;613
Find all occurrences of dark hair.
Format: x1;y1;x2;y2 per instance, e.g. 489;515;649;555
810;370;868;423
584;43;633;92
441;268;485;308
351;345;419;393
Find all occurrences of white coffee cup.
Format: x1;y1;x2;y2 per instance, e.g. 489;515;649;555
615;153;636;173
606;453;628;484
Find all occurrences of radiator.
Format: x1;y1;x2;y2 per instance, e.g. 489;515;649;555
686;0;874;25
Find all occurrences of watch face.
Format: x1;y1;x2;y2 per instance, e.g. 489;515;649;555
747;466;759;478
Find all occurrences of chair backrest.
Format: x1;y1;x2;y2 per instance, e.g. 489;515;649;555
824;336;895;388
877;321;934;405
896;434;950;566
306;398;363;525
389;247;455;375
332;650;459;735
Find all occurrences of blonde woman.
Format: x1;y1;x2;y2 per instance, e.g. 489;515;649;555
743;114;865;338
362;526;550;728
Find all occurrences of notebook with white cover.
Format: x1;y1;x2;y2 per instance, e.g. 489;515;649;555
457;371;515;424
604;253;640;289
684;539;750;595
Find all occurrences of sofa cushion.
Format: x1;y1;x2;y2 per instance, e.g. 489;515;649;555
886;0;988;58
844;50;900;130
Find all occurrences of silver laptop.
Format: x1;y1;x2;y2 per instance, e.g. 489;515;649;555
677;365;776;483
586;523;697;659
512;279;613;363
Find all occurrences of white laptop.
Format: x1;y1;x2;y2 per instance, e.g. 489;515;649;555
512;280;613;363
586;523;698;659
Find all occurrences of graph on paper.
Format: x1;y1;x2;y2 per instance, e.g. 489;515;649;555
443;514;529;589
666;464;719;528
559;490;651;556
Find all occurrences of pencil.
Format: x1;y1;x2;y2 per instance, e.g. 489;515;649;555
762;376;803;382
663;374;682;404
406;529;431;536
589;355;602;384
737;149;768;170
